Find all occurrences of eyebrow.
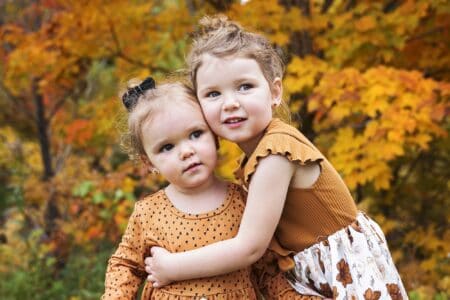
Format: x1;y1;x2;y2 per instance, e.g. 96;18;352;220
185;122;208;133
197;85;219;95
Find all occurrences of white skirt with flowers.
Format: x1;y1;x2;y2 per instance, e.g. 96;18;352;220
285;212;408;299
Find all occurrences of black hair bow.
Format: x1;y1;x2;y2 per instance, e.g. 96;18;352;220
122;77;156;111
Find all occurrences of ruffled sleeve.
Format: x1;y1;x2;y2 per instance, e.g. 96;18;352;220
242;119;324;187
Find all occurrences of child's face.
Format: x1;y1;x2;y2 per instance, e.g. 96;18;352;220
142;101;218;192
196;54;281;154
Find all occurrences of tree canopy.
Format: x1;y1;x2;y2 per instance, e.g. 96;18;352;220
0;1;448;298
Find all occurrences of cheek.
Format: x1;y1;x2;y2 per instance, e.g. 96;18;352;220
202;108;220;128
202;137;219;161
207;148;218;165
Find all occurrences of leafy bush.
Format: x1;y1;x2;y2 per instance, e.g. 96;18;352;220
0;243;113;300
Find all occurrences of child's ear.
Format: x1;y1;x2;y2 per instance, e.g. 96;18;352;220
271;77;282;107
140;154;160;175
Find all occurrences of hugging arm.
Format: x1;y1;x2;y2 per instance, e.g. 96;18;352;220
146;155;295;285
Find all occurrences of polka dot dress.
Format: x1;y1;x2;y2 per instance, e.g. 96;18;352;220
102;183;257;299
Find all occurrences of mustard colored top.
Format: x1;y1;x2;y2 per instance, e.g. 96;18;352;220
239;118;358;270
102;183;257;300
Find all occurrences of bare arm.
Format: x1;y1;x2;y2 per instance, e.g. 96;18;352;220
146;155;295;284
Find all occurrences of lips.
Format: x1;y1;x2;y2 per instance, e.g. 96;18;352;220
223;117;246;124
183;162;202;173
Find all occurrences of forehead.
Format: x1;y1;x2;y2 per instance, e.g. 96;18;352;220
200;54;260;70
197;54;266;83
143;100;204;130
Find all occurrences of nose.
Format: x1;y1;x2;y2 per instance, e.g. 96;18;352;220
223;93;240;112
179;143;194;160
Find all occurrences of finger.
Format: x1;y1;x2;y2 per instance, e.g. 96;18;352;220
144;257;152;265
145;265;152;274
147;275;161;288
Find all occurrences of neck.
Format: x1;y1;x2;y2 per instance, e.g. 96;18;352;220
238;131;265;156
239;118;275;156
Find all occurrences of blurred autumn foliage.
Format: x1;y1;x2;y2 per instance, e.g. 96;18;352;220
0;0;448;299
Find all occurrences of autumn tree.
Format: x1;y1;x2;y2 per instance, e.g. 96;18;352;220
0;0;448;298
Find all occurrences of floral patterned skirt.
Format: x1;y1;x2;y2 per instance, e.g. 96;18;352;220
286;212;408;299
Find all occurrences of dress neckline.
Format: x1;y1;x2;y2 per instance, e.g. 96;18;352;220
161;183;235;220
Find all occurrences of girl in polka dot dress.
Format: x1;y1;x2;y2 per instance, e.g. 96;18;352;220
144;16;407;299
102;78;258;299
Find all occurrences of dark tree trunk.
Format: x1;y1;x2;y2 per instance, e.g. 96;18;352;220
297;92;316;141
279;0;316;139
205;0;235;11
33;79;54;180
321;0;334;13
279;0;314;57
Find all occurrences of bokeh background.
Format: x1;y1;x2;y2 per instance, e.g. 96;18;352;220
0;0;449;299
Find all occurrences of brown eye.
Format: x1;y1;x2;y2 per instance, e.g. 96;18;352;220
207;91;220;98
160;144;174;153
239;84;252;91
190;130;203;139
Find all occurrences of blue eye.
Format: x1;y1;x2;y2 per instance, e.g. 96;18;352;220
190;130;203;139
160;144;174;153
239;84;252;91
207;91;220;98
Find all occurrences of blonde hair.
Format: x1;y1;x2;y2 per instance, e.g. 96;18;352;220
187;15;290;121
120;80;198;163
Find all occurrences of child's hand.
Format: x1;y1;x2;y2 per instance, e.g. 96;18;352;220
144;247;173;288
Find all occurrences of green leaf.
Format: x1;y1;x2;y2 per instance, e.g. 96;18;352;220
124;191;136;201
72;181;94;197
114;189;124;202
99;209;111;220
92;192;105;204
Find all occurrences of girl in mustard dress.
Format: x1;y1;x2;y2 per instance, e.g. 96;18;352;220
145;17;407;300
102;78;257;299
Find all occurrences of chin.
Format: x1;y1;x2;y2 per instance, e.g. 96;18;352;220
227;134;252;143
188;176;212;187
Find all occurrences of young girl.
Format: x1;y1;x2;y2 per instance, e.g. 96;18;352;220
102;77;258;299
145;16;408;299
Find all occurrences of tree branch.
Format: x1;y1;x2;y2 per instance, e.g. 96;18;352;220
103;11;169;73
48;97;67;120
407;26;447;42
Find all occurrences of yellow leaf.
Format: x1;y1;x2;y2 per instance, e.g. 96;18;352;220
413;134;432;149
387;130;404;142
330;103;351;121
122;177;136;193
374;177;390;190
364;121;379;139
